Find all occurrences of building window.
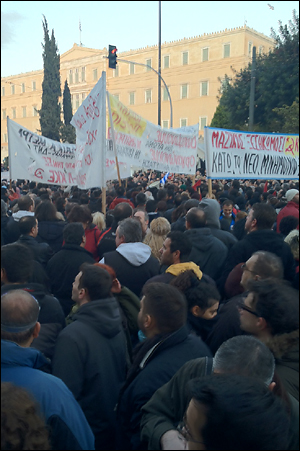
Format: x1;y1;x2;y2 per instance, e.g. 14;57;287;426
223;43;230;58
75;68;79;83
32;81;36;91
22;107;27;118
163;55;170;69
81;67;86;82
1;87;5;96
93;68;98;81
202;47;209;62
11;85;15;95
21;83;25;93
182;51;188;65
146;59;152;72
114;66;119;77
181;84;188;99
129;92;135;105
2;109;7;120
130;63;135;75
259;46;264;56
145;89;152;103
69;69;73;84
248;41;253;57
180;118;187;128
200;81;208;96
33;106;38;117
12;107;16;119
162;120;169;129
82;93;86;102
200;116;207;130
4;133;8;143
75;94;80;109
163;86;169;101
114;94;120;101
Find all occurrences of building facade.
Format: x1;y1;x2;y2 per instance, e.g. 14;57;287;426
1;25;274;161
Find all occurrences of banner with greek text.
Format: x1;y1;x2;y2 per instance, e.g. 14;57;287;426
205;127;299;180
108;94;198;175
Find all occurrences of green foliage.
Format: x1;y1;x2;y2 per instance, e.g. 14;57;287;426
39;15;62;141
211;10;299;133
272;98;299;133
60;79;76;144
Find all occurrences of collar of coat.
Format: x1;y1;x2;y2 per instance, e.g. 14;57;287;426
166;262;203;280
265;329;299;359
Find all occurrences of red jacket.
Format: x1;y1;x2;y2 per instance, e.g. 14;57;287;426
109;197;135;210
276;201;299;233
85;224;102;261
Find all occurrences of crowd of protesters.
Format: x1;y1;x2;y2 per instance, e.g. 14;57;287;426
1;169;299;450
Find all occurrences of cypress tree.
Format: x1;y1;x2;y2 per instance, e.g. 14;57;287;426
61;80;76;143
39;15;62;141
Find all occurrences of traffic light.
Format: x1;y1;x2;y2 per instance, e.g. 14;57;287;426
108;45;117;69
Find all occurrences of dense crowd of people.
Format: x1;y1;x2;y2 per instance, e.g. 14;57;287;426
1;170;299;450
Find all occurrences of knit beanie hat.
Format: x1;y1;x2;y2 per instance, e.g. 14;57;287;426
286;189;299;202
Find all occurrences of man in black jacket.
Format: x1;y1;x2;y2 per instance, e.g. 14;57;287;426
46;222;95;317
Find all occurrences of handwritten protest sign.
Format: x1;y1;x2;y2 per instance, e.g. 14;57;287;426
108;94;198;175
205;127;299;180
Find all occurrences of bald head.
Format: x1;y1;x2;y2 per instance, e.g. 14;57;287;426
186;207;206;229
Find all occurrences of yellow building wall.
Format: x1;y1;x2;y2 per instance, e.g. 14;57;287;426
1;25;274;162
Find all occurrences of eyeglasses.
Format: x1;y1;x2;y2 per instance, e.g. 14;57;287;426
238;301;260;317
177;415;204;448
241;263;257;275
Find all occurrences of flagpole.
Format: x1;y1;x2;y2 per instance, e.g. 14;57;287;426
7;116;12;188
101;72;106;215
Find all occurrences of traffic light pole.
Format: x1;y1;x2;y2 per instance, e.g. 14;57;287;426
113;58;173;128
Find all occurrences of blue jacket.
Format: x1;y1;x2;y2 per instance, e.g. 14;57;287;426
1;340;95;450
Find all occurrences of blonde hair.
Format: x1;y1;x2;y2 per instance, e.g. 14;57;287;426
144;217;171;260
92;211;106;231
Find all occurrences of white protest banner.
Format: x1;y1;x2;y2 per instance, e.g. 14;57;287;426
7;117;81;186
105;140;131;181
107;93;198;175
71;72;106;188
205;127;299;180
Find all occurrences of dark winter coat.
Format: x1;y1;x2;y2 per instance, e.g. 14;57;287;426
17;234;54;267
1;340;95;450
97;224;118;259
117;326;212;449
52;298;128;450
276;201;299;233
1;283;65;360
46;244;95;317
184;228;228;280
36;220;66;254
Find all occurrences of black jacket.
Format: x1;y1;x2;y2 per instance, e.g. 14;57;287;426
17;234;53;267
36;220;66;254
1;283;65;360
184;228;228;281
46;244;95;317
52;298;128;450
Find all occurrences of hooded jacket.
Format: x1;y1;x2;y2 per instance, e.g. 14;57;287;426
52;297;128;450
1;340;95;450
102;243;160;297
5;211;35;243
36;220;66;254
276;201;299;233
184;228;228;280
199;198;238;250
17;234;54;267
1;283;65;360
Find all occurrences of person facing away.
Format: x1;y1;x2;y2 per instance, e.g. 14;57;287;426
5;194;35;244
140;335;297;451
116;282;212;450
51;263;128;450
276;189;299;233
1;290;95;450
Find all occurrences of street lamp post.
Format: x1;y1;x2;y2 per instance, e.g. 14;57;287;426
158;1;162;126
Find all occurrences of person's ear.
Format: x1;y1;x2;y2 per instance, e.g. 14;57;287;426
268;381;276;392
143;313;154;331
191;305;203;317
32;322;41;339
256;316;268;332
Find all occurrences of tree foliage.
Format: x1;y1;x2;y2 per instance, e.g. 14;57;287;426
211;10;299;133
60;80;76;143
39;16;62;141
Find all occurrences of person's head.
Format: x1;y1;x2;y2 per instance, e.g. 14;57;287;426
71;263;113;306
116;185;126;197
171;270;221;320
1;382;50;450
143;217;171;260
17;195;34;212
67;204;93;228
115;217;143;247
35;200;58;222
95;263;121;293
284;229;299;260
244;203;276;233
285;188;299;204
239;278;299;339
134;210;149;237
1;290;40;346
279;215;299;236
139;283;187;338
113;202;133;223
198;198;221;229
1;243;33;284
19;216;38;238
135;192;147;206
212;335;275;385
185;208;206;229
91;211;106;231
63;222;86;246
222;199;233;217
240;250;284;290
183;373;289;450
160;231;192;266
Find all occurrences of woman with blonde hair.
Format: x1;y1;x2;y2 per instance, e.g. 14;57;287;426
143;216;171;260
92;211;106;232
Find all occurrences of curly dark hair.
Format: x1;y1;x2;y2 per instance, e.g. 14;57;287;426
1;382;50;450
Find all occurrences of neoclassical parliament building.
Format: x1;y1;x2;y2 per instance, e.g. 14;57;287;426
1;25;274;161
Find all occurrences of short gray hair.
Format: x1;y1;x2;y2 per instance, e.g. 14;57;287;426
212;335;275;386
117;217;143;243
